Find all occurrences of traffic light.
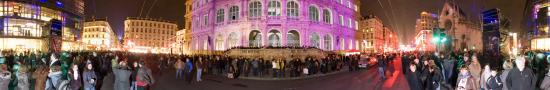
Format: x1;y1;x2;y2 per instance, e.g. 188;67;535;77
431;28;447;43
432;28;440;43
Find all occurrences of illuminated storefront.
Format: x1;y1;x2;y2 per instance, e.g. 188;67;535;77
531;38;550;51
0;0;84;52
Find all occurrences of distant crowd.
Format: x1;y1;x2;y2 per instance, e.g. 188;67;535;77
0;49;378;90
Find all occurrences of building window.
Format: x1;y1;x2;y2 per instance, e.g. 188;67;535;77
204;14;209;26
348;1;352;8
339;15;344;26
348;18;353;28
216;9;225;23
354;5;358;11
323;9;332;24
229;6;239;20
309;6;319;22
355;21;359;30
286;1;299;18
268;0;281;16
249;1;262;18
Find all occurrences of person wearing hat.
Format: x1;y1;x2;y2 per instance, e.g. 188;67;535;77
506;56;536;90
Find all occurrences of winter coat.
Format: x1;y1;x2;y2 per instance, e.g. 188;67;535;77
17;72;30;90
480;69;491;90
68;72;82;90
0;71;11;89
82;70;97;90
486;76;503;90
175;60;184;70
45;71;62;90
426;68;443;90
456;74;479;90
406;68;423;90
541;75;550;90
32;70;48;90
113;67;132;90
185;62;193;73
136;67;154;86
505;67;536;90
500;69;511;90
442;58;455;81
468;62;481;83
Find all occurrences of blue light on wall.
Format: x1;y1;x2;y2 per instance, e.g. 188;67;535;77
56;1;63;7
39;0;47;3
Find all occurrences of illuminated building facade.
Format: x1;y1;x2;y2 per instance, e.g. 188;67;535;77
184;0;193;53
82;18;120;51
414;11;438;51
382;27;398;52
359;15;383;53
439;2;483;51
0;0;85;52
190;0;360;51
175;29;186;54
123;17;178;53
531;0;550;51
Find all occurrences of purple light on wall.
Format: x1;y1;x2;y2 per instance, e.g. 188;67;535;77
56;1;63;7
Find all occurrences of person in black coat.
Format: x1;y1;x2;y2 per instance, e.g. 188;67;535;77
402;54;410;74
425;65;442;90
506;57;537;90
486;68;503;90
406;63;423;90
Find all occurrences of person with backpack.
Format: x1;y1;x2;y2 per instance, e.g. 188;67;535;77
487;68;503;90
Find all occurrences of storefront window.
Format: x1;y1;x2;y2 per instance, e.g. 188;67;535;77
3;18;44;37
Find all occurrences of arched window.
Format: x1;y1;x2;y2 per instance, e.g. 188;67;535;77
286;1;299;18
248;1;262;18
324;35;333;50
323;9;332;24
309;6;319;21
268;0;281;16
310;33;320;48
229;6;239;20
216;9;224;23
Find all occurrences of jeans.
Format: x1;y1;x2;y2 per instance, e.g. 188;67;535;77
196;69;203;81
176;69;183;79
130;81;137;90
378;67;385;79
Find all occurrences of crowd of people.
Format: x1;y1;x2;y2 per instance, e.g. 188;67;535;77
0;49;369;90
403;51;550;90
0;50;158;90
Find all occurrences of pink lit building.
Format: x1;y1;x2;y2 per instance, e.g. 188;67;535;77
190;0;360;51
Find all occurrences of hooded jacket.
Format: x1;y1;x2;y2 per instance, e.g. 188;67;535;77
506;67;536;90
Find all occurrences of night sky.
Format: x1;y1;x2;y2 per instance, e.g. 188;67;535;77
85;0;527;44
